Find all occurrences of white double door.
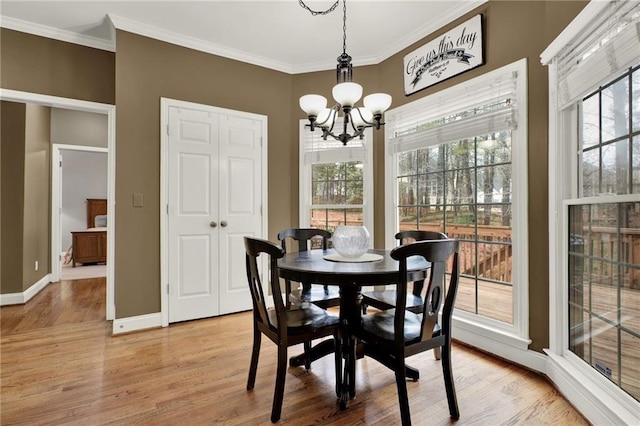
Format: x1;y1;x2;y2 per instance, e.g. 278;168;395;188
166;100;265;323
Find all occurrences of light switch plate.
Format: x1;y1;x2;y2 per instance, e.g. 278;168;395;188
133;193;144;207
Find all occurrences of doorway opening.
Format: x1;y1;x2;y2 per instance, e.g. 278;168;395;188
0;88;116;320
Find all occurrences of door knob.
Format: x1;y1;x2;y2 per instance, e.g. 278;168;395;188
210;221;217;228
220;220;228;228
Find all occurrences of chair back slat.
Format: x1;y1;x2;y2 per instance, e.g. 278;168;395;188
244;237;286;331
277;228;331;252
442;249;460;334
395;230;447;298
395;230;447;245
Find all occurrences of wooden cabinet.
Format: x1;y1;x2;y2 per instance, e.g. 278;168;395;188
71;230;107;267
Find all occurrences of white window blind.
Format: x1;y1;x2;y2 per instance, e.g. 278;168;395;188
302;117;369;164
555;1;640;109
386;64;519;154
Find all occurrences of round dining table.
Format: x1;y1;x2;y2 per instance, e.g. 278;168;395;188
277;248;430;409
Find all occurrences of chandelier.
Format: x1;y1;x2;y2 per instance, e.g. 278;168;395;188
298;0;392;146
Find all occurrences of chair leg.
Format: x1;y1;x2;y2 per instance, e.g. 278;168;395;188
285;279;292;309
247;326;261;390
441;339;459;420
333;334;342;398
433;346;442;360
347;337;357;399
303;341;312;370
301;281;312;301
395;359;412;426
271;345;288;423
324;284;330;295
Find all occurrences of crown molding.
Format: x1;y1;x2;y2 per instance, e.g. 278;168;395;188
1;1;488;75
291;0;487;74
0;15;115;52
374;0;487;63
107;14;294;74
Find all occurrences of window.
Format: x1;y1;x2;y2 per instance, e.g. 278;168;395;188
384;59;529;347
580;67;640;197
299;120;373;236
543;1;640;422
396;132;514;323
569;65;640;402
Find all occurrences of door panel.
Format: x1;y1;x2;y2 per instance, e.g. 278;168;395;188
179;153;211;214
218;114;263;314
227;157;255;213
178;235;212;297
168;107;219;323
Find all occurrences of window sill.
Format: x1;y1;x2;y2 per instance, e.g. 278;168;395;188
452;315;546;373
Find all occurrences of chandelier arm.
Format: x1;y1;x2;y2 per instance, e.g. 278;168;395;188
298;0;339;16
345;113;367;138
352;108;375;126
328;107;339;132
314;105;340;128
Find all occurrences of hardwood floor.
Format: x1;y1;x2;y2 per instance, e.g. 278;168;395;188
1;278;588;425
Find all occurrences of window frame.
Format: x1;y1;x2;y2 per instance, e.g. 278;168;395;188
384;58;530;354
299;120;374;237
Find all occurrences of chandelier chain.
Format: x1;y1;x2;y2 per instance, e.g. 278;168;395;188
342;0;347;54
297;0;339;16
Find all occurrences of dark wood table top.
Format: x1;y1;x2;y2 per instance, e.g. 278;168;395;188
278;248;429;286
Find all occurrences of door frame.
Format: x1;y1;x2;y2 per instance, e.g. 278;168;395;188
159;97;268;327
0;88;116;320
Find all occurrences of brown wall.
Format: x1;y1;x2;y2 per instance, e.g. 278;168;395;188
114;30;293;318
0;102;50;292
0;29;115;104
1;101;26;293
23;104;51;289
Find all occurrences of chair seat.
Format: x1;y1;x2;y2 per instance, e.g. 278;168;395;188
362;289;424;311
361;309;441;342
268;303;339;331
303;285;340;305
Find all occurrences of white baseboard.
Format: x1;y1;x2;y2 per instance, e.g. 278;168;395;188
112;312;162;335
0;274;51;306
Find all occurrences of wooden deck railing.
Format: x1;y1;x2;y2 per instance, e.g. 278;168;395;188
401;224;513;284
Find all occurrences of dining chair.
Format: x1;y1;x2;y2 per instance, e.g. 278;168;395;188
244;236;342;423
277;228;341;309
361;230;448;314
354;238;460;426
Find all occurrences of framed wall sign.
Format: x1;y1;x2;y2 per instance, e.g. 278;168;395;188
404;14;484;95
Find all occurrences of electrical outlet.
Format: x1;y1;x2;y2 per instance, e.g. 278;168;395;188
35;260;39;271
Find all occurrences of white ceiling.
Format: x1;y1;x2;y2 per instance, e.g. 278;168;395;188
0;0;487;74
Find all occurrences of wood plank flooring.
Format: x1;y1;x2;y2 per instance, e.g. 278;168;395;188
0;278;588;425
